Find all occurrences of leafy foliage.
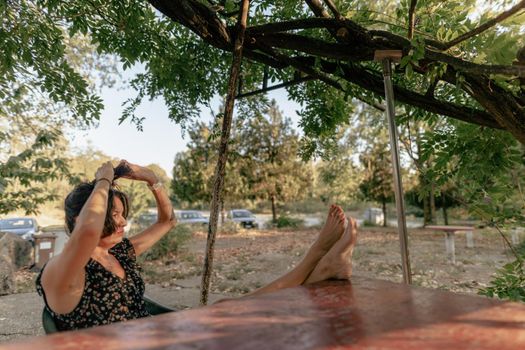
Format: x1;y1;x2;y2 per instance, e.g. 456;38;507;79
237;99;313;219
139;225;192;261
171;99;312;217
275;215;304;229
479;255;525;302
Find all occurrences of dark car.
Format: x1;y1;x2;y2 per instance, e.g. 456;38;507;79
175;210;209;226
0;217;39;241
227;209;258;228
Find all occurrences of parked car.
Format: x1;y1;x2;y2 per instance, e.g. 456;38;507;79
175;210;209;226
227;209;258;228
128;210;158;233
0;217;39;241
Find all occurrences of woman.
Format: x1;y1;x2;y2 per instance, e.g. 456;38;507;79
36;160;357;331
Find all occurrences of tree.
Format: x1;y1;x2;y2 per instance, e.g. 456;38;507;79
5;0;525;298
43;147;169;218
359;131;393;227
171;123;215;207
7;1;519;148
1;4;117;214
238;99;312;221
5;1;525;214
171;99;311;219
171;119;248;209
315;128;362;206
141;0;525;143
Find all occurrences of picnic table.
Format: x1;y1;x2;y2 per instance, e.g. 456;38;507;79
1;277;525;350
425;225;475;264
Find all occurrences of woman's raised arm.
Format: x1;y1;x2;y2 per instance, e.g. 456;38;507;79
41;162;114;308
119;160;176;256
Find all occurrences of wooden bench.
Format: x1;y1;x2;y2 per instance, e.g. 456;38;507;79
425;225;475;264
2;277;525;349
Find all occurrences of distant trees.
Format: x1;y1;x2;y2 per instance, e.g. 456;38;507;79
359;134;393;227
171;99;311;221
238;100;311;221
46;148;170;219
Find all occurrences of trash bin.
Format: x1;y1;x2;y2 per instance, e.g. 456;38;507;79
33;234;57;269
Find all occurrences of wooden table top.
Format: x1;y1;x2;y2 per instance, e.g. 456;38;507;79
2;277;525;349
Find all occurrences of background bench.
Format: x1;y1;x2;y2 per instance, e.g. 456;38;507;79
425;225;475;264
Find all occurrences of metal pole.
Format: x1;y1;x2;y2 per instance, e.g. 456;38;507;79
381;58;412;284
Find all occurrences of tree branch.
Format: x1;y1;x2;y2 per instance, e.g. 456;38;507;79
247;17;343;34
236;76;315;98
254;43;344;90
305;0;331;18
253;32;375;61
325;61;502;129
407;0;418;40
442;0;525;50
148;0;231;50
371;29;525;77
323;0;343;20
151;0;524;140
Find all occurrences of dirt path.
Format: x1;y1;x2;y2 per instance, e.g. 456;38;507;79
0;225;516;344
141;226;513;296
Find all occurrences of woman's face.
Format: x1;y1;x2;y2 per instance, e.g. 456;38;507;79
98;197;127;248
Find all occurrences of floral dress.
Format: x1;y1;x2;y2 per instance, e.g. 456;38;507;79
36;238;150;331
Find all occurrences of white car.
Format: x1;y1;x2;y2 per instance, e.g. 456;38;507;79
0;217;39;241
227;209;258;228
175;210;209;226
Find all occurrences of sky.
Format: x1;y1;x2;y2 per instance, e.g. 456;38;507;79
68;68;303;177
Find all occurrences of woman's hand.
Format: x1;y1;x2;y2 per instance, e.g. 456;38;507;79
95;161;114;183
117;160;158;186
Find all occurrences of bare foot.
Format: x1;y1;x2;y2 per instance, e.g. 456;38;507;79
313;204;347;254
305;217;357;284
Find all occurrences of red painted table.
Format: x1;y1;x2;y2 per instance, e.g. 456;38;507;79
2;277;525;349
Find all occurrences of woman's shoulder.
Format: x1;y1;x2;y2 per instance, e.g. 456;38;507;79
111;238;137;260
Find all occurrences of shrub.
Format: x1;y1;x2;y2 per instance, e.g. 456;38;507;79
275;215;303;228
478;240;525;302
362;220;377;227
219;221;240;235
478;260;525;302
280;199;326;214
139;225;192;261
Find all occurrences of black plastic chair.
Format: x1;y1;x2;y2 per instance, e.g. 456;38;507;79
42;295;174;334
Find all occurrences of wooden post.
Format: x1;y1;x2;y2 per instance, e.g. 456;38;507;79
200;0;250;305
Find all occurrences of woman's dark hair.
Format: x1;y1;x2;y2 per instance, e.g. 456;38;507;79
64;181;129;237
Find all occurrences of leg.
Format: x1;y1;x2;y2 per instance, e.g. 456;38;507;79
305;217;357;284
247;205;346;297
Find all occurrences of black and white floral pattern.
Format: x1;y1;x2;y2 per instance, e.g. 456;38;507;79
36;238;150;330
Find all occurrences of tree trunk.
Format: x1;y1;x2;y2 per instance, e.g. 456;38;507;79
220;198;225;224
429;181;437;224
423;194;430;226
382;199;387;227
442;191;449;225
200;0;250;306
271;194;277;223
